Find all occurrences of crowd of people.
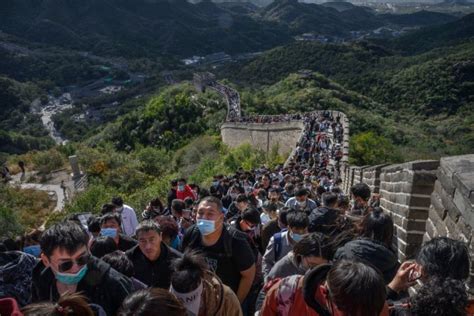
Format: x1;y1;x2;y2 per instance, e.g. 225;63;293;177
1;111;472;316
208;80;241;120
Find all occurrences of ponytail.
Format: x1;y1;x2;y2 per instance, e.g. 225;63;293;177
22;293;94;316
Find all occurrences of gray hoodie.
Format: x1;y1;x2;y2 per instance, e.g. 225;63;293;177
265;251;306;283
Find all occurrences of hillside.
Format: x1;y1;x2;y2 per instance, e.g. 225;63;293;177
390;12;474;53
0;0;289;57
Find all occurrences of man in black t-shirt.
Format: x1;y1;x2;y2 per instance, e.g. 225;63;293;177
181;196;256;304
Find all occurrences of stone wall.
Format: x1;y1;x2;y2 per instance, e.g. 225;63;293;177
425;155;474;289
341;155;474;266
221;121;305;156
362;164;389;194
378;161;439;260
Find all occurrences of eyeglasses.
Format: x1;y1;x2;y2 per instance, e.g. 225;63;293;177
53;252;91;272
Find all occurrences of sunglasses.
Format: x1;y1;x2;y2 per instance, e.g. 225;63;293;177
54;252;91;273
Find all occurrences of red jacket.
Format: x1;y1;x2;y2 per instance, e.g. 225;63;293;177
176;184;197;201
261;276;390;316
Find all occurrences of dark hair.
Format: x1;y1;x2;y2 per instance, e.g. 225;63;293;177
118;288;187;316
198;196;223;212
171;179;178;187
416;237;469;280
0;238;20;252
22;292;94;316
241;208;261;225
295;188;309;197
321;192;338;207
111;197;124;207
331;187;342;194
149;198;164;212
100;212;122;227
90;236;117;258
87;216;101;234
316;186;327;196
278;207;291;226
235;194;249;203
410;277;468;316
135;220;161;237
40;221;89;257
184;197;194;208
268;187;280;194
359;207;394;248
155;216;179;241
287;211;309;229
303;260;386;316
102;250;134;278
101;203;116;215
171;251;207;293
178;178;186;183
22;229;42;247
171;199;186;214
262;202;278;213
293;233;333;263
350;183;371;201
337;195;349;209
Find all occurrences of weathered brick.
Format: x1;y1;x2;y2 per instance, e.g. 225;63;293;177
430;190;447;219
412;171;437;187
408;195;432;208
404;219;427;232
437;167;455;196
407;208;429;220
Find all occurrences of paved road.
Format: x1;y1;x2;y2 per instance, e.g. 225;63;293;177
19;183;66;213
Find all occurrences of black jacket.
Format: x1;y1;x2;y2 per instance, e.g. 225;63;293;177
118;234;137;252
308;206;340;234
32;256;133;316
126;243;182;288
334;237;399;284
0;251;38;306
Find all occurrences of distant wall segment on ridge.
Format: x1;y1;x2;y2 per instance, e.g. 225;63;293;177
221;121;305;156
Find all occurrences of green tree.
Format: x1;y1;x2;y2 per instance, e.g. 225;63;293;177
349;131;401;166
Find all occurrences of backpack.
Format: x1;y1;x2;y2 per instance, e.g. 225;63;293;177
276;275;303;316
273;229;287;262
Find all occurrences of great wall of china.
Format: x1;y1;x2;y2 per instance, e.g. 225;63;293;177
194;72;474;289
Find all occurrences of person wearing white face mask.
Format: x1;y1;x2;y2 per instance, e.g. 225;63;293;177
181;197;256;307
170;251;242;316
111;196;139;237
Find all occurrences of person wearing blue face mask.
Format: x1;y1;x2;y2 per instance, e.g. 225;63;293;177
22;229;43;258
100;213;137;252
31;221;133;316
262;210;309;280
181;196;256;308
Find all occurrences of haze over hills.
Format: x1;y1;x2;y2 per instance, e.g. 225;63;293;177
0;0;460;58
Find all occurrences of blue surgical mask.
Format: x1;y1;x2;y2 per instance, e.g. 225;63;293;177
212;181;219;186
100;228;117;238
54;265;88;285
178;185;185;191
23;245;41;257
290;232;304;242
197;219;216;236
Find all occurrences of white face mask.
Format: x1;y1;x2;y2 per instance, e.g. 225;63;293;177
170;282;203;316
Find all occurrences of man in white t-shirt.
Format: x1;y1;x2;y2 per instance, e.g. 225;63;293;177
112;196;138;237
